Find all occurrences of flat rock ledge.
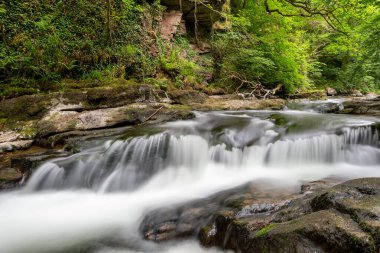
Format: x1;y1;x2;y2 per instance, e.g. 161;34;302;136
0;86;286;153
141;178;380;253
0;85;287;189
340;96;380;116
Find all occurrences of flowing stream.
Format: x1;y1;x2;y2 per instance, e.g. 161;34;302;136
1;99;380;253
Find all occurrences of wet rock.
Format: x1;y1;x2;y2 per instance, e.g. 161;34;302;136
0;168;24;190
141;178;380;253
0;147;68;190
300;180;337;194
310;103;341;113
140;185;254;242
200;178;380;253
214;210;375;253
340;97;380;115
311;178;380;245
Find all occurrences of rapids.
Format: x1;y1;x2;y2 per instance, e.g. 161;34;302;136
0;99;380;253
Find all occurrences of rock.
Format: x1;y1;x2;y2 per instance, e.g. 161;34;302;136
351;90;364;97
326;87;338;96
340;97;380;115
311;178;380;245
167;90;207;105
203;178;380;253
140;184;255;242
160;0;226;28
193;96;285;111
0;146;68;190
35;104;194;146
0;140;34;153
214;210;375;253
287;100;342;113
300;180;336;194
0;85;166;122
0;131;20;143
0;94;55;121
141;178;380;253
191;42;212;54
288;91;327;100
160;10;185;40
0;168;24;189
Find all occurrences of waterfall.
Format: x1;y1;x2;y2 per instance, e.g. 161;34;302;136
2;109;380;253
24;124;380;193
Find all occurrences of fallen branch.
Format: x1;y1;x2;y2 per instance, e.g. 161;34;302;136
227;72;275;99
141;106;164;124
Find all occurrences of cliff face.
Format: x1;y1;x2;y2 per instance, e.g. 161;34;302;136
160;0;227;29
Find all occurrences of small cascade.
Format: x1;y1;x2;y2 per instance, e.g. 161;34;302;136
25;133;171;192
25;123;380;193
343;125;379;146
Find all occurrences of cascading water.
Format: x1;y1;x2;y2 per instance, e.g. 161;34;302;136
1;100;380;253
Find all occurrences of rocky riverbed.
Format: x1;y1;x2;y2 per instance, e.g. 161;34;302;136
141;178;380;253
1;85;380;252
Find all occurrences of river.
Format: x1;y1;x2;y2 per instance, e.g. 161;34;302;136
0;99;379;253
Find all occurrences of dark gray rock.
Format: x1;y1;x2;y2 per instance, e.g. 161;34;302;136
140;178;380;253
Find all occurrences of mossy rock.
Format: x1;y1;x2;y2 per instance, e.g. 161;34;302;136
216;210;375;253
167;89;207;105
0;94;56;121
311;178;380;246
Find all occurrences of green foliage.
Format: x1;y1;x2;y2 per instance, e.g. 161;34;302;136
0;0;379;97
213;0;380;94
213;3;314;93
0;0;161;97
158;37;208;88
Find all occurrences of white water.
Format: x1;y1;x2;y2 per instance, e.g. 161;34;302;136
1;104;380;253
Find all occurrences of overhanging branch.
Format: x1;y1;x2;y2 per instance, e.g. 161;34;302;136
264;0;347;35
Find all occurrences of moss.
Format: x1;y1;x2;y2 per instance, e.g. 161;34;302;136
120;126;164;140
268;114;290;126
0;95;49;120
18;122;38;139
256;224;277;237
67;120;77;130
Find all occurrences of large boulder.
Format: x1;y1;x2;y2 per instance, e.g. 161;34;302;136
340;97;380;115
140;178;380;253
